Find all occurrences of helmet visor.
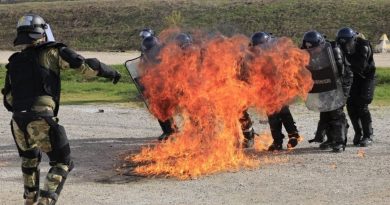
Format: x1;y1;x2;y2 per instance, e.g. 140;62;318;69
17;15;34;28
139;30;152;39
338;38;355;54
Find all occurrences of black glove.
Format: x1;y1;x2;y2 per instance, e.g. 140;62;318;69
112;71;121;84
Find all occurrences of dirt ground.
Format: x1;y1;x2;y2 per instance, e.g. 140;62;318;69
0;104;389;205
0;51;389;67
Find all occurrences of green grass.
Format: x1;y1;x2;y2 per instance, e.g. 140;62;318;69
0;65;390;105
0;64;142;105
373;68;390;105
0;0;389;50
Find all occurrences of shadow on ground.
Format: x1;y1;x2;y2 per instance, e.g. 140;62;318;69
69;136;158;184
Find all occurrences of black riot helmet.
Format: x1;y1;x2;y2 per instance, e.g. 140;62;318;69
301;30;325;49
141;36;159;52
139;28;155;39
14;14;49;46
336;27;357;54
175;33;192;48
250;32;272;46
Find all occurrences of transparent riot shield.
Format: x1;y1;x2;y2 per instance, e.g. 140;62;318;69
124;56;150;108
305;42;345;112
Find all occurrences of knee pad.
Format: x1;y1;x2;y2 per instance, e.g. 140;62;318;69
45;119;71;165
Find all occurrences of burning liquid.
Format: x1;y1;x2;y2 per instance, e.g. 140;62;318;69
129;31;312;179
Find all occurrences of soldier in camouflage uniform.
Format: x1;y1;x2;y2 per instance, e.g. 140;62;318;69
2;14;121;205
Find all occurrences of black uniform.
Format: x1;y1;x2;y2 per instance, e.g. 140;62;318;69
138;36;176;141
345;37;376;146
267;106;300;150
309;41;353;150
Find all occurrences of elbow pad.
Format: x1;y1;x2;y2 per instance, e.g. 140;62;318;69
59;47;85;68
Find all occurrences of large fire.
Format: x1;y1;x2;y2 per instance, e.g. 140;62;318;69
127;30;312;179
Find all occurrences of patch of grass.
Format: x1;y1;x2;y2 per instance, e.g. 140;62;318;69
376;67;390;85
0;63;141;105
0;0;389;50
374;84;390;103
60;64;140;104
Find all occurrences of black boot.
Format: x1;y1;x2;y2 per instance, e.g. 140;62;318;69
353;134;361;146
268;142;283;151
319;140;333;150
332;143;345;152
287;133;301;148
157;119;175;141
360;113;373;147
360;137;373;147
351;118;362;145
309;120;327;143
158;133;171;141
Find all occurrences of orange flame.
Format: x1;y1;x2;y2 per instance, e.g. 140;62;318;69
129;30;312;179
357;149;366;158
254;133;273;152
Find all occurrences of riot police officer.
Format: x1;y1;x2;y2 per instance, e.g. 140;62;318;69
2;14;121;205
302;30;352;152
336;27;376;147
141;35;176;141
249;32;302;151
139;27;155;39
129;33;193;141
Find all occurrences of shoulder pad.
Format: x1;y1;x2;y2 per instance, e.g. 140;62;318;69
356;38;369;45
36;42;67;49
8;52;21;62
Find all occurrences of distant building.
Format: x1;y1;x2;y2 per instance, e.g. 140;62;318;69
375;34;390;53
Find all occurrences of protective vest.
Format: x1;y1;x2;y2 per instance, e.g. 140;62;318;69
6;42;62;114
347;38;375;77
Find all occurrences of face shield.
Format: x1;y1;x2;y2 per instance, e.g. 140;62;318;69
44;24;55;42
338;37;356;54
139;30;153;39
17;15;34;28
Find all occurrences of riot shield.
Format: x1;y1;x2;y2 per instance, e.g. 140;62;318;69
305;42;345;112
124;56;149;108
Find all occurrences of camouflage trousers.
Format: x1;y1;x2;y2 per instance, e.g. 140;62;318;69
11;116;71;205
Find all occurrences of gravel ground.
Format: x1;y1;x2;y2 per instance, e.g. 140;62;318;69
0;104;389;205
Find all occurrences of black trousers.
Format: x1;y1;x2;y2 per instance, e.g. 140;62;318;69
347;75;375;138
316;107;347;144
267;106;298;144
158;119;174;134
